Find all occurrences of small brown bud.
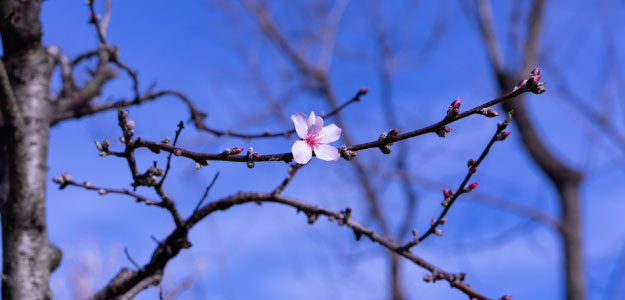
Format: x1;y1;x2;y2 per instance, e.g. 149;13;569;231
467;158;476;167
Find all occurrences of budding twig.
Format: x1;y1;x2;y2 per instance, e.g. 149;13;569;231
400;110;515;250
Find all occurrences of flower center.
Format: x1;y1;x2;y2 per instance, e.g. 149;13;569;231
304;134;320;148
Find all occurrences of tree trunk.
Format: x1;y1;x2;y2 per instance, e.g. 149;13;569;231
499;74;586;300
0;1;61;299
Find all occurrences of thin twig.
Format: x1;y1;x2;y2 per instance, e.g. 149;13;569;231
87;0;108;45
158;121;185;187
58;179;160;206
271;164;303;196
193;172;220;214
124;247;141;269
400;112;513;250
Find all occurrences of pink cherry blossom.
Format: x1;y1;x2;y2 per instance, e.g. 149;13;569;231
291;112;342;164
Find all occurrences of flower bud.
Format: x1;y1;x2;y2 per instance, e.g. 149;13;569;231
434;229;443;236
436;126;451;138
423;275;432;283
388;128;399;137
499;295;512;300
534;85;546;94
61;172;72;182
480;108;499;118
469;166;477;174
530;67;540;76
496;131;511;141
466;182;478;191
161;137;171;144
447;98;462;117
378;131;387;141
380;146;392;154
513;79;527;92
344;207;352;221
231;147;244;155
467;158;476;167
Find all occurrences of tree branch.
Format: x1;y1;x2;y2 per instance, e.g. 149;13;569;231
110;86;534;165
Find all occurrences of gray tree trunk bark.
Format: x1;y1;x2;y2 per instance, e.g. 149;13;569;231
0;1;61;299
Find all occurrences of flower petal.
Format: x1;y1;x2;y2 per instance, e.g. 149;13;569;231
292;140;312;164
291;112;309;139
307;111;316;127
314;144;340;161
310;116;324;135
318;124;341;143
304;112;319;135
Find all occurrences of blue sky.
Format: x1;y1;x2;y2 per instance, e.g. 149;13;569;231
18;0;625;299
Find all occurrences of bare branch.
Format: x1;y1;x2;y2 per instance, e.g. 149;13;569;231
47;45;76;99
87;0;109;45
55;178;160;206
71;49;100;66
316;0;350;70
474;0;505;73
400;111;514;249
124;248;140;269
193;172;220;214
271;164;303;196
158;121;185;187
120;86;534;165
